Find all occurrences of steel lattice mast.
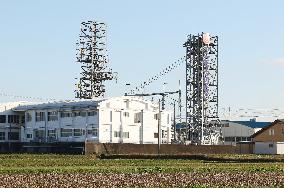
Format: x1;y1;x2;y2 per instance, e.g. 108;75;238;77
75;21;115;99
184;33;220;145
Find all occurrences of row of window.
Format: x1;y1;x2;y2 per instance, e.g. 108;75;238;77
110;111;170;124
0;115;24;124
223;137;252;142
114;131;129;138
0;132;19;140
32;128;98;139
26;110;98;122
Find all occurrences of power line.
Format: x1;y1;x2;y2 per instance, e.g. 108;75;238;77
128;56;186;94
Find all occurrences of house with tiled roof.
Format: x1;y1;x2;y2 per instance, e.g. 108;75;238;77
251;119;284;154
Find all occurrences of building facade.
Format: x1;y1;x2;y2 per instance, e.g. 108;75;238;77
252;119;284;154
11;97;172;144
0;102;29;143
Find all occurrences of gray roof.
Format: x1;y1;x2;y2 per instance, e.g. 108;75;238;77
12;99;105;111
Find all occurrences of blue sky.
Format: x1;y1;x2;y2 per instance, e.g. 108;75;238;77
0;0;284;110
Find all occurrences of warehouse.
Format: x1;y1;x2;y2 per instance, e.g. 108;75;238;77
11;96;172;144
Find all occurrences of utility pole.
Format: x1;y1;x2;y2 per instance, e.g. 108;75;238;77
173;101;176;141
158;99;161;155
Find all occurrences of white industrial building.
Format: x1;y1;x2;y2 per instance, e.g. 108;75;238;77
218;120;270;145
1;96;172;144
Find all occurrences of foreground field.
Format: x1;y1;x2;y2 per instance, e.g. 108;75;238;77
0;154;284;187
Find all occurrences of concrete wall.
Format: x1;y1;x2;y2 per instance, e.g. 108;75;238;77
85;142;237;155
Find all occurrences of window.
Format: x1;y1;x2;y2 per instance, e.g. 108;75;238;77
74;129;84;137
154;133;158;138
114;131;128;138
80;112;86;117
114;131;121;138
48;130;56;137
35;112;45;122
35;130;45;139
8;132;19;140
124;100;129;109
122;132;129;138
48;111;58;121
26;134;32;139
134;112;142;123
162;130;166;138
154;113;159;120
61;112;72;118
26;113;32;122
110;111;112;122
61;128;72;137
0;132;5;140
269;143;274;148
0;115;6;123
88;111;97;116
72;112;80;117
21;115;25;123
91;128;98;137
224;137;234;142
123;112;129;117
8;115;20;123
269;129;275;136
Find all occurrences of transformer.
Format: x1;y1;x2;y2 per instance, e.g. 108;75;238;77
184;33;220;145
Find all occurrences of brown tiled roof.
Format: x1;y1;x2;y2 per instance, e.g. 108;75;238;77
251;119;284;138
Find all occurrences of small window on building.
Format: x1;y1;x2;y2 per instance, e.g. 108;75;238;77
21;115;25;123
91;128;98;137
26;134;32;139
269;143;274;148
122;132;129;138
124;100;129;109
72;112;80;117
48;111;58;121
8;115;20;123
74;129;84;137
0;115;6;123
110;111;112;122
35;112;45;122
123;112;129;117
134;112;142;123
60;112;71;118
60;128;73;137
154;113;159;120
80;112;86;117
269;129;275;136
162;130;166;138
114;131;121;138
8;132;19;140
34;130;45;140
88;111;97;116
0;132;5;140
48;130;56;137
154;133;158;138
26;113;32;122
